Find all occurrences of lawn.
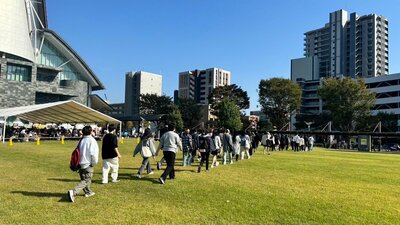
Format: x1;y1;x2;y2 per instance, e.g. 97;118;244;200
0;139;399;225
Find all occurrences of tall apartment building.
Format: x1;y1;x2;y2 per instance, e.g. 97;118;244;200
178;68;231;105
291;9;389;117
125;71;162;115
303;9;388;79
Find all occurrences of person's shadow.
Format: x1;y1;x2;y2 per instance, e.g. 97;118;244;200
11;191;69;202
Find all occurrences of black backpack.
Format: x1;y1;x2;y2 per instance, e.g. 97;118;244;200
198;135;207;149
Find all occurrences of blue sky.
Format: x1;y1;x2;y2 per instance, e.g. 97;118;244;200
46;0;400;113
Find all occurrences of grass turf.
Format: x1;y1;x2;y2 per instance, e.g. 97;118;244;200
0;139;399;225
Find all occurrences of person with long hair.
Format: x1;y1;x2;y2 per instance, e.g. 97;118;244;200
133;128;155;178
211;129;221;168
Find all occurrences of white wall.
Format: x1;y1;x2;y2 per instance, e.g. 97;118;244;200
0;0;34;61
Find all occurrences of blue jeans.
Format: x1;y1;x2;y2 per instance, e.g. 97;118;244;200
223;150;233;164
183;151;192;166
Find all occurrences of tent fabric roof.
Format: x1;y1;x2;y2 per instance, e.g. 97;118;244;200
0;100;120;124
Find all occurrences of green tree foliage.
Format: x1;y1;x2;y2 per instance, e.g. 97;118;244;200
356;112;397;132
139;94;173;114
164;104;184;131
258;78;302;129
208;84;250;115
318;78;375;131
215;99;243;132
177;98;202;128
294;112;332;131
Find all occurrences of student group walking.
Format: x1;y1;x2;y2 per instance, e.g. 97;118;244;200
67;124;314;202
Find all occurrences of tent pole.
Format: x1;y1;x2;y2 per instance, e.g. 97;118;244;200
119;122;122;139
2;116;7;144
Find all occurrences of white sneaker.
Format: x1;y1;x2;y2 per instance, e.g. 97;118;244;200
111;179;120;183
230;161;233;164
67;190;75;203
85;192;95;198
215;162;219;166
148;171;154;175
136;174;142;179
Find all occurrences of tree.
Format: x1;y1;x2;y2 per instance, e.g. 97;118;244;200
208;84;250;114
356;112;397;132
164;104;184;131
318;78;375;131
177;98;202;129
258;78;302;129
215;99;243;132
139;94;173;114
294;112;332;131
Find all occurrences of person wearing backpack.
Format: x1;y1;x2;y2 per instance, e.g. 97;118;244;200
101;124;121;184
68;126;99;203
198;129;213;173
133;128;156;178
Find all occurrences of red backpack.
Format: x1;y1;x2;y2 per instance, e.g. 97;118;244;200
70;139;82;172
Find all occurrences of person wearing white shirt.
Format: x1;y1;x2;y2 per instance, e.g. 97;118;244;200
68;126;99;203
155;124;182;184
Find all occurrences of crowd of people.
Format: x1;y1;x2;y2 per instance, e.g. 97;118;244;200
67;123;316;202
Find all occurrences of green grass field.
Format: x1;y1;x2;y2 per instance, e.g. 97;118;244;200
0;139;399;225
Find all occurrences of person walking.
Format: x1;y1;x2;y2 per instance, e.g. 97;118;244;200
211;130;221;168
101;124;121;184
261;132;270;155
155;124;182;184
198;129;213;172
68;126;99;203
133;128;156;178
233;132;241;161
240;131;251;160
181;128;193;166
308;136;315;151
191;130;200;164
222;129;234;164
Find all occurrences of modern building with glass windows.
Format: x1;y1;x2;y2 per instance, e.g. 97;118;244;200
0;0;105;109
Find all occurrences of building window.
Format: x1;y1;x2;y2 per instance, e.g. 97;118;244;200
6;64;31;82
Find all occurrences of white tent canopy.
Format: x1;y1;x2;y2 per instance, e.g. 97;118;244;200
0;100;121;143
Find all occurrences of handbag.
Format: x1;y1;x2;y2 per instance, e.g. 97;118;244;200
141;140;152;158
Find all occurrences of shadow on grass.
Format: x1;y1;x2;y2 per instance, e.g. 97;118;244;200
11;191;70;202
48;178;80;183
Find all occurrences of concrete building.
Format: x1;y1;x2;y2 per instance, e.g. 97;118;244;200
178;68;231;105
0;0;105;109
292;9;389;116
124;71;162;115
303;9;388;79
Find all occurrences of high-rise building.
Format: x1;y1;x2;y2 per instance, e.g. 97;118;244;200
178;68;231;105
0;0;105;109
291;9;389;118
303;9;388;79
124;71;162;115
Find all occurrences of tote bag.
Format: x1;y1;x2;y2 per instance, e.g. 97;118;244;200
141;140;152;158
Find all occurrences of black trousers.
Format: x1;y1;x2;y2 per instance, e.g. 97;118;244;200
161;151;176;180
199;151;210;170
